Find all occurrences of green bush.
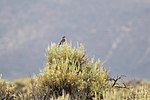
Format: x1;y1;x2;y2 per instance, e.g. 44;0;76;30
32;42;110;100
0;42;150;100
0;77;17;100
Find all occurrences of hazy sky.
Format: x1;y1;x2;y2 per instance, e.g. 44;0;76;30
0;0;150;80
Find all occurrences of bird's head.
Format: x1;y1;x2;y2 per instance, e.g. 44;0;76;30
62;36;65;38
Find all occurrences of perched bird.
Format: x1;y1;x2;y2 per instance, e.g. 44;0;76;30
59;36;66;46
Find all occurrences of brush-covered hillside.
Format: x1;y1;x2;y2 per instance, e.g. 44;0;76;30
0;42;149;100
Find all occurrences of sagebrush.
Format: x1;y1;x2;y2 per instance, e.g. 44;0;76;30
0;42;150;100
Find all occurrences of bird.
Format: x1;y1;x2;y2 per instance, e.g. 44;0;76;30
59;36;66;46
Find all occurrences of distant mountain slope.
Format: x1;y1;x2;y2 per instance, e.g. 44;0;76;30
0;0;150;80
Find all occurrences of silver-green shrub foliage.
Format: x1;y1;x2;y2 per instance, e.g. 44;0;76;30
32;43;110;100
0;77;17;100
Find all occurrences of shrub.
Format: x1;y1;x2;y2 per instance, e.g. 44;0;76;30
32;42;110;100
0;77;32;100
0;42;150;100
0;77;17;100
